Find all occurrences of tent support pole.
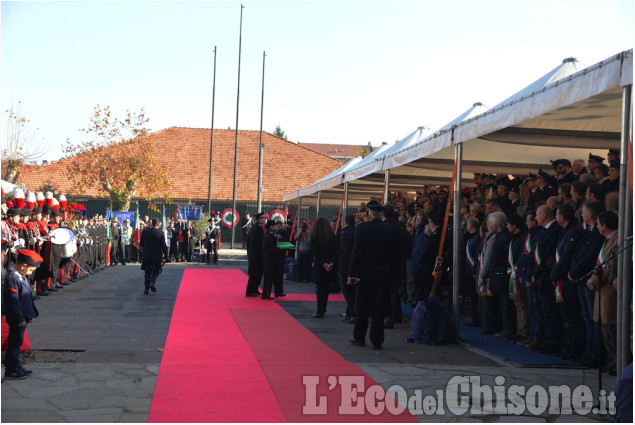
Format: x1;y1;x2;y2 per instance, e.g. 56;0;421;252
316;191;321;219
295;197;302;260
617;84;632;376
383;170;390;204
343;182;349;228
453;142;463;341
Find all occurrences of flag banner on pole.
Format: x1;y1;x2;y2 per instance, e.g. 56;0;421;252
177;205;202;221
110;211;134;225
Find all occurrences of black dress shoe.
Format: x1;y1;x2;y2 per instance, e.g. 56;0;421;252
261;296;274;300
150;285;156;292
38;291;50;296
312;313;324;318
47;288;58;292
349;337;365;346
372;345;382;350
4;369;29;380
55;285;64;289
143;290;149;294
245;293;260;297
275;293;286;298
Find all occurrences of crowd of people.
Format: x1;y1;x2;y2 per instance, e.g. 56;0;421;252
244;149;629;373
2;148;629;380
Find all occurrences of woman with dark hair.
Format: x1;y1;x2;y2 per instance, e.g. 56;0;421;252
311;217;339;318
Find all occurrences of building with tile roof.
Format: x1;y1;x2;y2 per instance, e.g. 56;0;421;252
299;142;376;161
15;127;342;204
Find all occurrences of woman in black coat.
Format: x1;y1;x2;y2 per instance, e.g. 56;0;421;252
311;217;339;318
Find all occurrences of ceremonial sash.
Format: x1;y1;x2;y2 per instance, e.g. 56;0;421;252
476;250;492;296
533;244;542;266
466;243;476;268
597;241;607;265
553;247;564;302
507;242;520;294
523;233;532;256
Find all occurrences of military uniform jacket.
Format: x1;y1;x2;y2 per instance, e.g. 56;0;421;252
533;185;557;205
5;267;39;323
247;224;264;262
262;230;279;275
348;218;397;286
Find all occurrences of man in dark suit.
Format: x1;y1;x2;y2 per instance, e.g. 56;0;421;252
417;213;443;300
261;220;282;299
245;212;266;297
549;203;585;360
530;205;562;354
338;214;356;322
383;204;411;328
568;201;605;367
347;201;397;350
140;218;168;295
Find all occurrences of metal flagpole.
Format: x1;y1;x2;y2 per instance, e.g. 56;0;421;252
616;83;632;375
207;46;217;215
257;51;266;213
453;141;463;341
231;4;244;249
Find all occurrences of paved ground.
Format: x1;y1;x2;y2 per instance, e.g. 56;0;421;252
1;249;620;422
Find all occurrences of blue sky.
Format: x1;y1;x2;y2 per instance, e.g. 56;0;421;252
1;1;632;162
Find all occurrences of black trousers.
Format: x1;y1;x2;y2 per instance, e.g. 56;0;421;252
246;261;263;295
353;283;387;347
315;280;330;315
144;270;160;290
562;279;583;357
340;275;356;318
5;321;26;371
206;241;218;265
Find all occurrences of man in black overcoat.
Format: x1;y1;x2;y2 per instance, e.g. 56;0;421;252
338;214;356;322
140;218;168;294
383;204;410;328
261;220;282;299
347;201;397;350
245;212;266;297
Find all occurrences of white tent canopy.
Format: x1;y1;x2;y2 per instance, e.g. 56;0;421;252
282;50;630;205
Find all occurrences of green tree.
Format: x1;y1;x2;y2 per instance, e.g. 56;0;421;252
64;105;171;211
273;124;287;140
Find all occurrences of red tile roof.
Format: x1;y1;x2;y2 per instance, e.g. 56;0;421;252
16;127;342;202
299;143;371;160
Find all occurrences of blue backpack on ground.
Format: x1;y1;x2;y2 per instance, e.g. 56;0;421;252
287;258;300;281
406;296;455;345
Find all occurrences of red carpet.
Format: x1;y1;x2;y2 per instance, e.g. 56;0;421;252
149;269;416;423
279;293;345;302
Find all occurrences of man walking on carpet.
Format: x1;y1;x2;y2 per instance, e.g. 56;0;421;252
141;218;169;294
